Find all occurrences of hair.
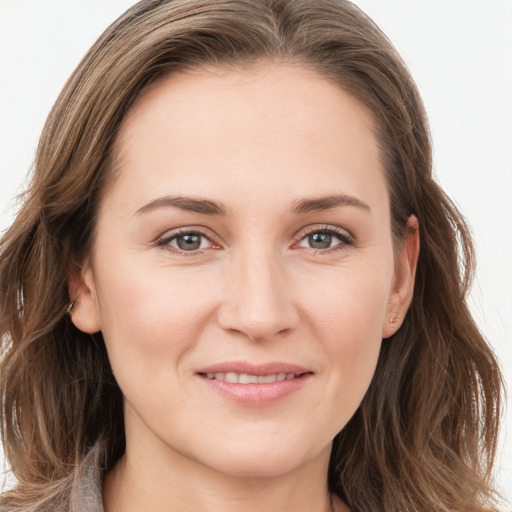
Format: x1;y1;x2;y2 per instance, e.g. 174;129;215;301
0;0;504;510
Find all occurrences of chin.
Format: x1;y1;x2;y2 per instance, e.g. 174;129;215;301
189;433;332;480
205;452;313;479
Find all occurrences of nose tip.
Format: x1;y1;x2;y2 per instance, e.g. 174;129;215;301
218;297;299;342
217;254;299;342
224;310;296;342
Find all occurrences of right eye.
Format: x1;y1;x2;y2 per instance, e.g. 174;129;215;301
157;228;217;255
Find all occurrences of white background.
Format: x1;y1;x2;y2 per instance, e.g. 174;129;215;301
1;0;511;506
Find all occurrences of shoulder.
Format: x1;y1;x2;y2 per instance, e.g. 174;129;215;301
0;442;105;512
69;442;105;512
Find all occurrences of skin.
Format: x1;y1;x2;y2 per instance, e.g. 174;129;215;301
70;62;419;512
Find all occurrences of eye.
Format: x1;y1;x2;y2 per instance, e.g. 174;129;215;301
157;229;216;254
296;226;353;253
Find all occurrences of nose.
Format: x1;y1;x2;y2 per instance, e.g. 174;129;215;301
217;246;300;342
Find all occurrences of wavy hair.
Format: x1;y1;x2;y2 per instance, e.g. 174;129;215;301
0;0;503;510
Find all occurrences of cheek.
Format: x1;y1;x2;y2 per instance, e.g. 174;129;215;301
93;254;218;394
300;261;391;417
303;258;391;344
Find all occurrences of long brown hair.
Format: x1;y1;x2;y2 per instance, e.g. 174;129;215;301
0;1;503;510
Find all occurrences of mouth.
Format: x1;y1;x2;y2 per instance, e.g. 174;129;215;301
195;362;313;405
200;371;307;384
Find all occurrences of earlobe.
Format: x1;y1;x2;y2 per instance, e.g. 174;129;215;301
382;215;420;339
67;263;102;334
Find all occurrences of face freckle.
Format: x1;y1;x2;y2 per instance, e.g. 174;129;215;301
74;62;410;481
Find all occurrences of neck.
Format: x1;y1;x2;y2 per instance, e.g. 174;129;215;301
103;436;345;512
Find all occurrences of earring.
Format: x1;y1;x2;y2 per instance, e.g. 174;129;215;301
66;299;76;315
389;314;399;324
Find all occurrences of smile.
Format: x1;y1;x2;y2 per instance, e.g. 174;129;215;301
196;362;313;405
204;372;301;384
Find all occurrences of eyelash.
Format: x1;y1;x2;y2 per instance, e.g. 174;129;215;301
297;225;354;255
156;225;354;257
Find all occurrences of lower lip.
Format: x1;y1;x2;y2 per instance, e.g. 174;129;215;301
198;374;312;405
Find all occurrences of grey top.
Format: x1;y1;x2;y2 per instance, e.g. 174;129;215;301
0;442;105;512
69;443;105;512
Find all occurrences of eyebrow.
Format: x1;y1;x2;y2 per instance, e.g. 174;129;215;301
291;194;371;214
135;193;370;216
135;196;228;216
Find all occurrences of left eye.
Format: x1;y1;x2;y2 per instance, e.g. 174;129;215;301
297;229;350;250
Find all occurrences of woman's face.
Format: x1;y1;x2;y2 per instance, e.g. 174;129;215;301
72;63;417;479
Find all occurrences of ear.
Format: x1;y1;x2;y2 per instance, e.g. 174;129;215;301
382;215;420;339
67;261;102;334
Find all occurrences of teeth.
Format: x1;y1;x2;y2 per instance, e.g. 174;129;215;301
239;373;259;384
205;372;300;384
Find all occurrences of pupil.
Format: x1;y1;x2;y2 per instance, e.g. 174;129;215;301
309;232;332;249
177;234;201;250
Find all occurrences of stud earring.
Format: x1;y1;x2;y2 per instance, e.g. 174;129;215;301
389;314;399;324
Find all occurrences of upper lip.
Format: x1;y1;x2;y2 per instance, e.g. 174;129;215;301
196;361;312;376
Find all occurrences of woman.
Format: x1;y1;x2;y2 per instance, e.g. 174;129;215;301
0;0;504;510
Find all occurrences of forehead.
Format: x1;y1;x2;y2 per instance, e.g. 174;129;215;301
108;62;386;215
